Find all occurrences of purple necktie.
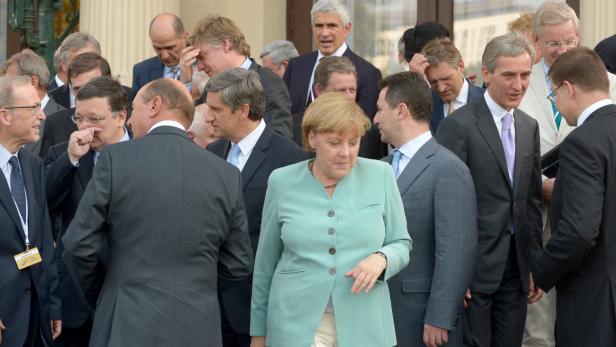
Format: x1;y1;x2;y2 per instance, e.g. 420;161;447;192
501;113;515;184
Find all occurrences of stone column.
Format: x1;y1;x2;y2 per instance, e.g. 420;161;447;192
580;0;616;48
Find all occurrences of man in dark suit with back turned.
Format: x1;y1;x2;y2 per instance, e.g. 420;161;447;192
132;13;189;92
183;15;292;139
533;47;616;347
205;68;305;347
283;0;384;159
376;71;477;347
435;33;544;347
62;78;254;346
0;76;62;346
46;76;131;347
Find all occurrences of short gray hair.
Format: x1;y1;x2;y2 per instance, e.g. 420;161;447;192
3;49;50;88
188;104;206;135
52;46;62;72
482;33;535;73
311;0;351;26
204;68;265;121
58;32;101;65
260;40;299;65
534;1;579;38
0;76;33;108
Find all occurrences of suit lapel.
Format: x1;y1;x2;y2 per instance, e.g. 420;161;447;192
78;151;95;188
512;110;531;192
241;128;272;190
396;138;436;196
474;99;512;187
0;169;26;242
529;64;558;134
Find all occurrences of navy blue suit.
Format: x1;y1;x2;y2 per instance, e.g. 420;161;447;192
208;126;305;347
131;56;164;92
430;81;484;133
283;47;386;159
49;85;71;110
0;149;61;346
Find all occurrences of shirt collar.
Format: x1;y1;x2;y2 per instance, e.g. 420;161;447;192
233;119;266;156
317;42;348;61
41;94;50;110
69;85;76;108
120;128;130;142
148;120;186;133
0;144;17;169
577;99;614;126
397;130;432;161
485;90;514;123
54;74;65;88
542;58;552;87
456;78;470;104
240;57;253;70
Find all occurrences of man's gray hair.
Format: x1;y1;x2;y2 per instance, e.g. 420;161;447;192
534;1;579;38
3;49;50;88
482;33;535;73
58;32;101;65
188;105;206;136
311;0;351;26
204;68;265;121
260;40;299;65
0;76;33;108
53;46;62;72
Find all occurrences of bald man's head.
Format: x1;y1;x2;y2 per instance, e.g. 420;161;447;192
149;13;187;67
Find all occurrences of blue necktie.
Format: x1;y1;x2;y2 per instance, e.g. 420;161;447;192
228;143;240;168
391;149;402;177
8;157;27;223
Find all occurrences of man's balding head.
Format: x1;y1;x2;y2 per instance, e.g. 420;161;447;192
149;13;188;67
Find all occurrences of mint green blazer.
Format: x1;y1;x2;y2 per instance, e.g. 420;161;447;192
250;158;412;347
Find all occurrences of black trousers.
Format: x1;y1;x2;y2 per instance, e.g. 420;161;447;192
464;236;527;347
24;285;44;347
220;303;250;347
52;317;92;347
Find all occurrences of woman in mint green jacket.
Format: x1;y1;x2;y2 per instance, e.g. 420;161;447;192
250;93;412;347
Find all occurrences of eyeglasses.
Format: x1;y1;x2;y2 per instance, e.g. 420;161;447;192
545;40;578;49
4;103;42;114
71;112;115;125
547;82;568;103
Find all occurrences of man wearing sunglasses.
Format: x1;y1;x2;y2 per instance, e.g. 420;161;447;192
45;76;130;347
518;3;616;346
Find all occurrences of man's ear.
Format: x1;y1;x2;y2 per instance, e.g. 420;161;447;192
314;83;324;98
149;95;164;118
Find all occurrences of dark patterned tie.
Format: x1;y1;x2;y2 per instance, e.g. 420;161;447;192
8;156;27;223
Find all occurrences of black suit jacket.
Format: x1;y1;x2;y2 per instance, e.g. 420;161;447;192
49;84;71;109
48;76;60;91
430;82;484;133
533;104;616;346
23;97;66;157
435;95;543;294
0;150;60;346
207;126;305;334
283;48;386;159
132;56;164;92
595;34;616;74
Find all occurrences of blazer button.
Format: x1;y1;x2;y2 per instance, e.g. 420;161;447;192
327;210;335;217
329;268;336;275
329;247;336;255
328;227;335;235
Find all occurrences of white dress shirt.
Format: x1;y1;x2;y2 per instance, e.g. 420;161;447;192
577;99;614;127
149;120;186;133
227;119;266;171
394;130;433;178
485;91;516;140
0;144;29;241
307;42;349;102
443;78;470;117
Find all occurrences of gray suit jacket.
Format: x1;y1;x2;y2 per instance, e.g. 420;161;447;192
386;138;477;347
62;125;254;347
435;97;543;294
23;96;65;156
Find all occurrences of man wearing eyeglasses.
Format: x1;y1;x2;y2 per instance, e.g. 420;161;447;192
45;76;130;347
0;76;62;346
518;3;616;347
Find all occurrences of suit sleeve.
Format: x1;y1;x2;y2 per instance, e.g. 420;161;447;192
527;122;544;251
263;74;293;139
378;163;412;280
217;170;254;285
533;135;604;291
425;159;477;331
40;161;62;320
250;171;284;336
62;149;111;305
39;118;54;162
132;64;141;92
45;148;77;215
357;65;382;118
435;117;468;163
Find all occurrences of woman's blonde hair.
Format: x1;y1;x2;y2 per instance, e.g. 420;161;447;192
301;92;371;151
